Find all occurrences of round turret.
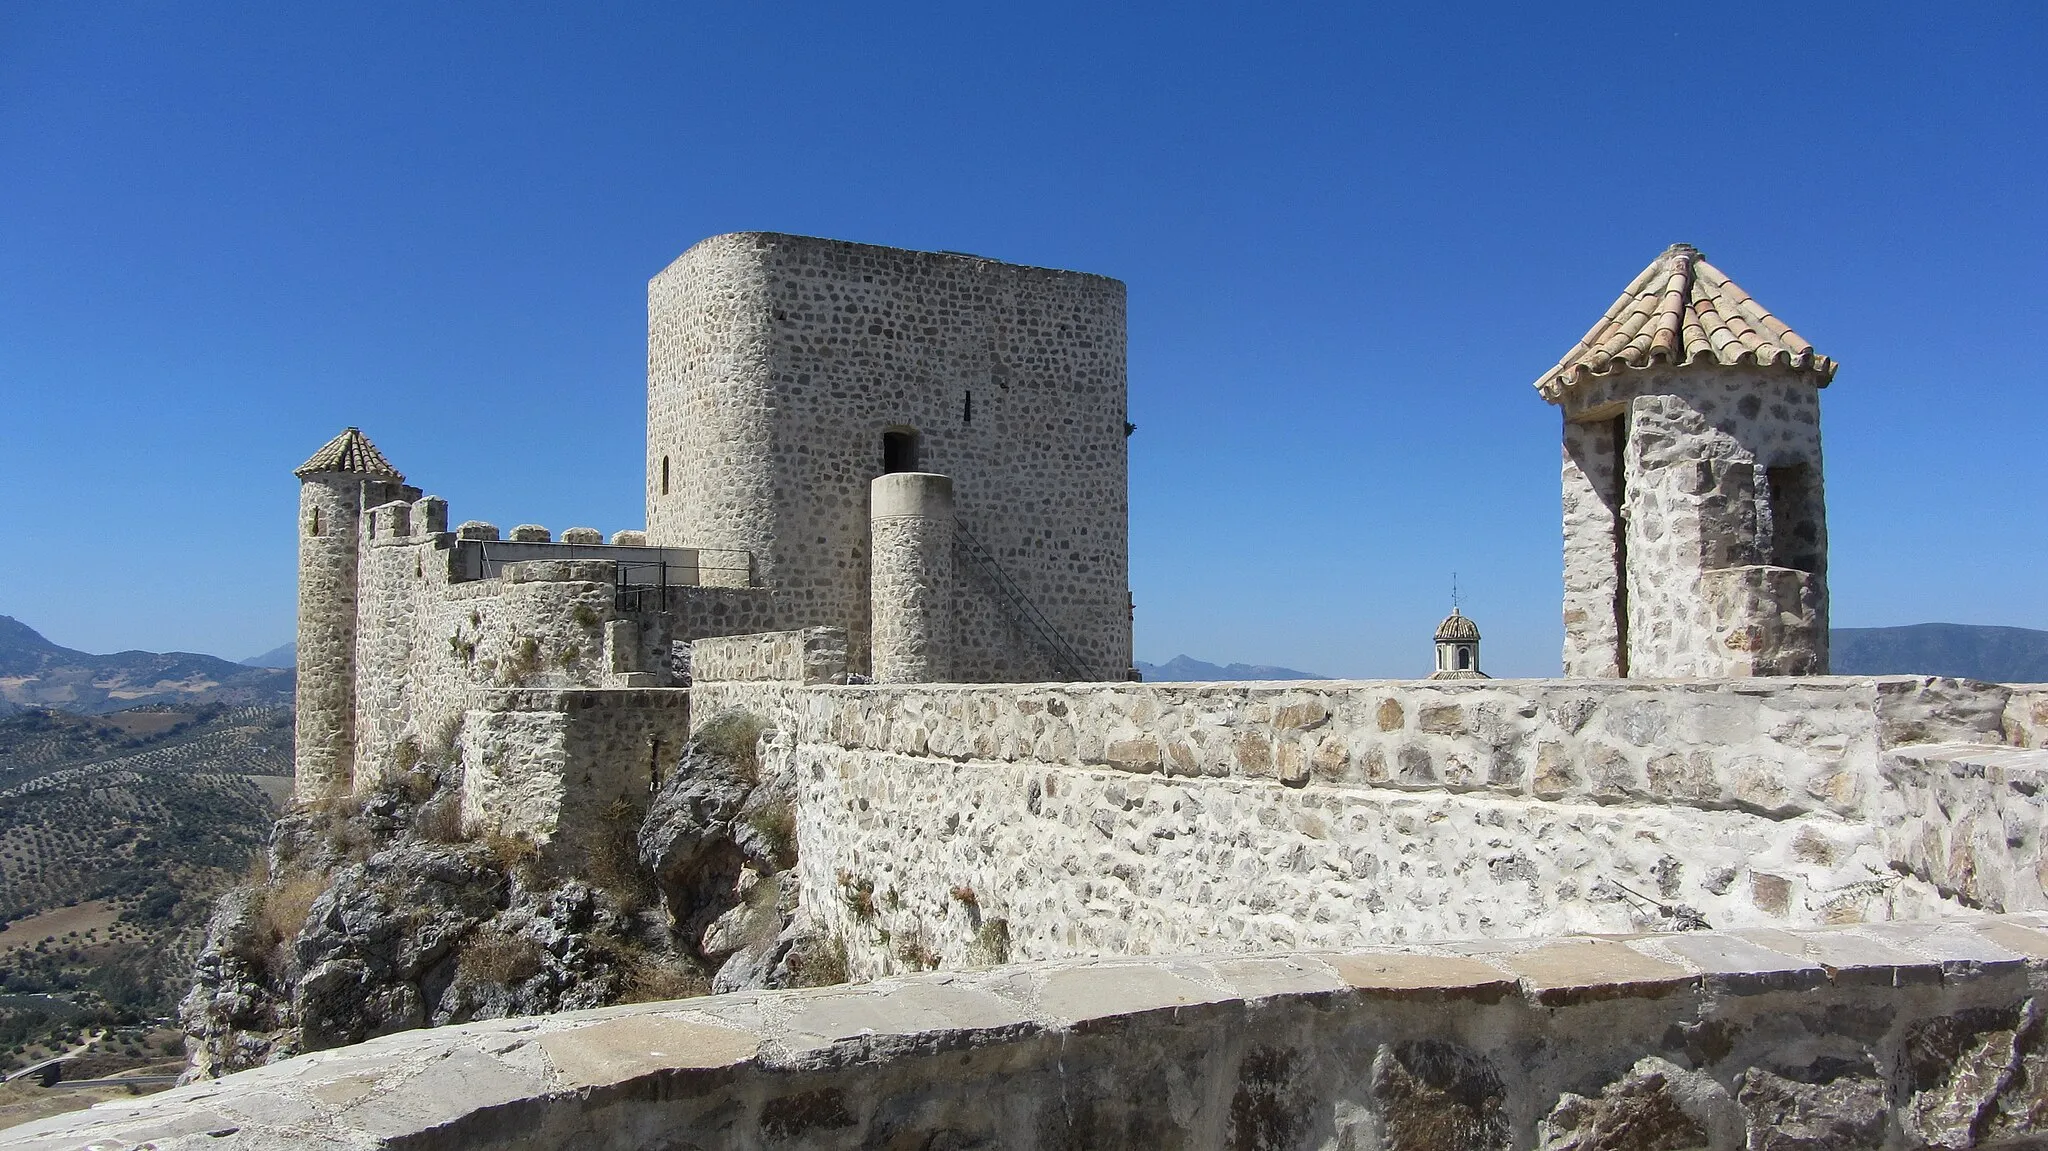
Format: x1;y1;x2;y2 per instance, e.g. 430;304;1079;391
293;427;410;803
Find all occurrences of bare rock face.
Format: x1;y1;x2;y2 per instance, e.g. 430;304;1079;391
1539;1057;1741;1151
637;711;836;993
1898;999;2048;1149
182;711;837;1080
1734;1062;1887;1151
1371;1040;1510;1151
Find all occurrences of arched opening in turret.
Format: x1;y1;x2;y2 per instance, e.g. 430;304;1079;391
1457;647;1472;670
308;508;322;537
661;456;670;495
882;428;919;474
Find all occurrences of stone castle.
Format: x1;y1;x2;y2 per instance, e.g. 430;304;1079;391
20;236;2048;1149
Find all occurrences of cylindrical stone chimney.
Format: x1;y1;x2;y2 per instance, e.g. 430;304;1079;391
869;472;955;684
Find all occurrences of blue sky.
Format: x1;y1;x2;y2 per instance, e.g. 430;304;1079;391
2;4;2043;677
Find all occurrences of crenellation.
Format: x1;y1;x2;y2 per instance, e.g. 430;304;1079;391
412;494;448;536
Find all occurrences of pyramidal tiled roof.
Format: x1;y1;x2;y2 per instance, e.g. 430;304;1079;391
293;427;404;481
1535;244;1837;403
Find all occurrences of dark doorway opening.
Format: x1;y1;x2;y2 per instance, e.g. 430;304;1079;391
882;429;919;474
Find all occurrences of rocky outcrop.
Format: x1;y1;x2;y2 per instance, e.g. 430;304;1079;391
181;710;840;1079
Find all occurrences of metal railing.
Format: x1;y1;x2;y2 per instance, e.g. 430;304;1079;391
615;559;670;613
953;518;1096;681
454;539;754;606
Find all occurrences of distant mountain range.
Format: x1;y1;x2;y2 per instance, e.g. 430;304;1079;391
1144;624;2048;684
240;642;296;669
0;617;293;715
1831;624;2048;683
1135;655;1325;681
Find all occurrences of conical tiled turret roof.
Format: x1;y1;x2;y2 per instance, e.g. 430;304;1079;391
293;427;404;481
1535;244;1836;403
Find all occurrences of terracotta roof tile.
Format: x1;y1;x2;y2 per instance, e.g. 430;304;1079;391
293;427;404;481
1535;244;1836;403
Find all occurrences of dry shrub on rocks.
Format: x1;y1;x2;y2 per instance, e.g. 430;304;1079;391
457;928;545;986
615;945;712;1004
692;711;768;781
259;872;325;948
587;798;654;911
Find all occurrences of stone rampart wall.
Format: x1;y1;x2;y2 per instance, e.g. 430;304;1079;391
694;676;2030;979
692;627;849;686
21;915;2048;1150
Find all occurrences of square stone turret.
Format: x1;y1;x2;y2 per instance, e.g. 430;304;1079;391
1538;245;1836;678
645;233;1132;681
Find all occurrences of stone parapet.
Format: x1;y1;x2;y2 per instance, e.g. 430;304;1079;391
691;627;848;685
696;675;2010;818
1884;743;2048;913
693;675;2034;977
15;915;2048;1149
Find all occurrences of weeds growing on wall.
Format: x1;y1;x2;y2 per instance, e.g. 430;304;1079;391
784;934;849;988
896;932;939;971
969;917;1011;967
501;636;542;685
837;871;877;921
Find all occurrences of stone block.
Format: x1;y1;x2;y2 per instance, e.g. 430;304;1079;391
1329;952;1517;1002
1028;964;1226;1025
1105;739;1160;773
559;526;604;545
537;1014;759;1089
1730;927;1945;986
509;524;551;542
1492;939;1692;1005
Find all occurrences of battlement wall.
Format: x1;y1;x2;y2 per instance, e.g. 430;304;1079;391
692;675;2043;980
339;496;793;797
21;915;2048;1149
